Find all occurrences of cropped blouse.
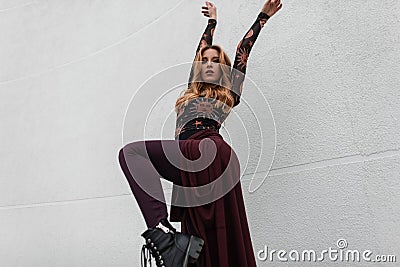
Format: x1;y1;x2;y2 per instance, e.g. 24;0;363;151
175;12;270;140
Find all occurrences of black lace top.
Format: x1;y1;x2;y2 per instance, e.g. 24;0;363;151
175;12;270;140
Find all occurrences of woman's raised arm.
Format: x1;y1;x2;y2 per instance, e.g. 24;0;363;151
188;1;217;87
230;0;282;107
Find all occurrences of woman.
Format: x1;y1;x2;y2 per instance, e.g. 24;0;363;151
118;1;282;266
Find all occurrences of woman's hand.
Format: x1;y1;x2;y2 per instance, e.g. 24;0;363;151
261;0;282;17
202;1;217;20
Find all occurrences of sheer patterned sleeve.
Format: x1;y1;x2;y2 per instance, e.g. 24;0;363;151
230;12;270;107
188;19;217;87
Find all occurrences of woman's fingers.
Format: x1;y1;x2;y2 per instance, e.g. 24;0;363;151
202;5;208;16
262;0;282;16
274;0;282;12
203;1;216;18
206;1;215;8
202;10;210;17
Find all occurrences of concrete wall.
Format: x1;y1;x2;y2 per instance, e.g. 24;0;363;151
1;0;399;266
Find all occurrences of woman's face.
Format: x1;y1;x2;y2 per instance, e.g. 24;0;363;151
200;48;222;85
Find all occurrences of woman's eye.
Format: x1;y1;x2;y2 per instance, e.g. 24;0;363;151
201;59;219;64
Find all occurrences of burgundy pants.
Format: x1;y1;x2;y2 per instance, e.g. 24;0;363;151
118;140;185;228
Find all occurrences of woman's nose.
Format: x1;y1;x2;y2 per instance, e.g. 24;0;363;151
206;60;214;66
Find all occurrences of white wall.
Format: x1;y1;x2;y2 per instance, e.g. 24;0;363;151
1;0;399;266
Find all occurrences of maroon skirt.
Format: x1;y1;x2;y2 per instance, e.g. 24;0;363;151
170;129;257;267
